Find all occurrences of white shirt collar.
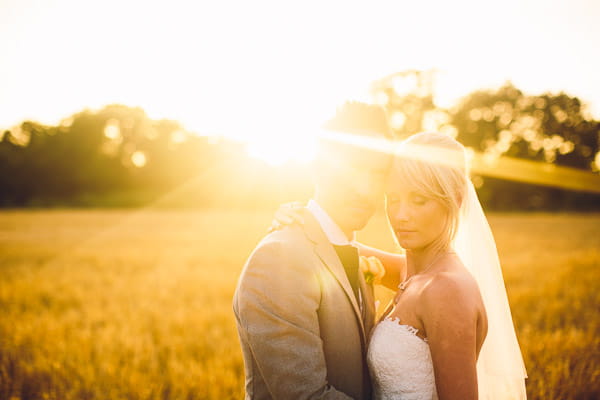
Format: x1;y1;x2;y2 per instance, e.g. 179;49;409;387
307;199;355;246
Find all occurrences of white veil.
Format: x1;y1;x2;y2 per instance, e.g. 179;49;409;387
453;180;528;399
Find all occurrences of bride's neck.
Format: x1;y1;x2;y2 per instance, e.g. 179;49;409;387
406;243;452;276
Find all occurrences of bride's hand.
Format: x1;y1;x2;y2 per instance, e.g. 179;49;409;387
269;201;305;232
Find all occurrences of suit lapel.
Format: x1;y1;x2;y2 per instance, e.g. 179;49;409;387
300;210;368;345
358;272;376;339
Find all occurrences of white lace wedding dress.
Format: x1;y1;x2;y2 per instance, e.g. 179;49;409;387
367;317;438;400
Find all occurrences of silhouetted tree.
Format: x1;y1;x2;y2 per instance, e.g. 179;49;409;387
448;82;600;209
370;70;437;138
450;83;599;170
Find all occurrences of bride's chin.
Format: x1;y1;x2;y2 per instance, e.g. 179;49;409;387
395;238;430;252
395;238;414;250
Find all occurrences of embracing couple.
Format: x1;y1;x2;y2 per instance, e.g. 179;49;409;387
232;102;527;399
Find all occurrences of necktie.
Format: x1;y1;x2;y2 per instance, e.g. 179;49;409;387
333;244;360;301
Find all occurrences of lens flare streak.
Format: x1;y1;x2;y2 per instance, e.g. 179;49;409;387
317;130;600;194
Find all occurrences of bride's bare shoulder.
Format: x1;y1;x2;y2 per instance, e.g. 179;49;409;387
419;260;483;319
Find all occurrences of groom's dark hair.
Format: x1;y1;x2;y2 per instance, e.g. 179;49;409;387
321;101;392;139
316;101;393;167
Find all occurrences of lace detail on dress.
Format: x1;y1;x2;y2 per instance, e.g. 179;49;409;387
367;318;438;400
384;317;427;342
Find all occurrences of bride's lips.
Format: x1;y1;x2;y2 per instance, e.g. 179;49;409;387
395;229;417;235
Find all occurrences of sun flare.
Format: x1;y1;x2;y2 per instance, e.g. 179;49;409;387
246;136;317;167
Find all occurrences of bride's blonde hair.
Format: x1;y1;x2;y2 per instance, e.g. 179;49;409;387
393;132;468;253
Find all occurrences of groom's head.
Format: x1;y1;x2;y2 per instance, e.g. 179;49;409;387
314;101;393;237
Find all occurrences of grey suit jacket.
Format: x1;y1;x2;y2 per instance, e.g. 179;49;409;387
233;209;376;399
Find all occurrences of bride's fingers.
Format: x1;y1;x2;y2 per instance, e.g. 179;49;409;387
274;210;296;225
269;201;306;232
288;211;304;224
275;205;304;225
282;201;304;213
267;219;281;233
270;211;303;233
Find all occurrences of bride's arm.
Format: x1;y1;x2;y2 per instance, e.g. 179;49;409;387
354;242;405;291
420;276;481;400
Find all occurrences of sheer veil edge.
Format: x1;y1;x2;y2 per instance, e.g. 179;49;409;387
453;181;528;400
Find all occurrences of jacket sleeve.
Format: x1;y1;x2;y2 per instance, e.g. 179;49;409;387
235;239;354;400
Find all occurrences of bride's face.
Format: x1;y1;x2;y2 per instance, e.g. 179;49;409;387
385;180;449;251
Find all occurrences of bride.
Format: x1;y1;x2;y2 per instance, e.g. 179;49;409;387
359;131;527;399
274;131;527;399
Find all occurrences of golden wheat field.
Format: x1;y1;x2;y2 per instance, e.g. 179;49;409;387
0;209;598;400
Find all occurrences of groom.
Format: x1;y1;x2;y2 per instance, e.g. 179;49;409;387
233;101;393;399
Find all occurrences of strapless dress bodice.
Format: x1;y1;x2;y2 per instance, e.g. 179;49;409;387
367;317;438;400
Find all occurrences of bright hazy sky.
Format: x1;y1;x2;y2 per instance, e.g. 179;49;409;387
1;0;599;144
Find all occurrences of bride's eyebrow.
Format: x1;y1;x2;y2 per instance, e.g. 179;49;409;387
406;189;429;199
386;188;420;197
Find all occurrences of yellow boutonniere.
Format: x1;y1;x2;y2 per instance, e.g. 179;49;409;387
359;255;385;285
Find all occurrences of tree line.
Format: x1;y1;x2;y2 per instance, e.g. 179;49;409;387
0;105;312;209
1;79;599;210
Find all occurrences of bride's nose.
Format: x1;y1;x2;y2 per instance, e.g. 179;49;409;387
391;203;411;222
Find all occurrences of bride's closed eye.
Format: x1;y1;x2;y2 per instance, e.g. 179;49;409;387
410;194;428;206
386;193;429;206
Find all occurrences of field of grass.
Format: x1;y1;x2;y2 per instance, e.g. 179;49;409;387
0;209;598;399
